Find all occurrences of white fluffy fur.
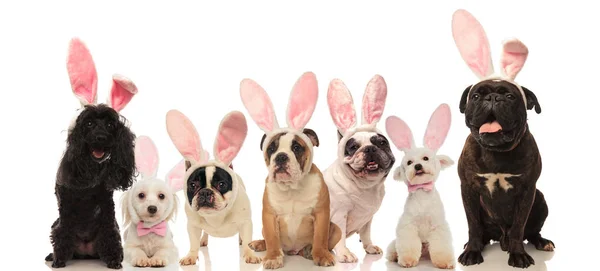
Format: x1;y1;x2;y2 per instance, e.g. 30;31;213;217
121;178;179;267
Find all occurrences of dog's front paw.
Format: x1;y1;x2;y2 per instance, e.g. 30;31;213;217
364;244;383;254
243;249;262;264
312;249;335;267
262;254;284;269
335;249;358;263
179;253;198;266
106;260;123;269
248;240;266;252
51;260;66;268
398;254;419;268
149;256;167;267
132;256;150;267
458;249;483;266
431;252;455;269
508;251;535;268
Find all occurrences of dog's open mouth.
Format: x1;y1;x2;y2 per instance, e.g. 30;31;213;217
415;169;426;176
91;149;110;162
366;161;379;171
479;115;502;134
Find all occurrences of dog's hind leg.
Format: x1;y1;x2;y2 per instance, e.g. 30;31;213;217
525;190;555;251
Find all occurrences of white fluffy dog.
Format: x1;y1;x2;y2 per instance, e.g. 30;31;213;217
384;104;455;269
121;136;180;267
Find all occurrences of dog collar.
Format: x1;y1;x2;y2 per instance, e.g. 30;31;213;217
137;220;167;237
407;181;434;193
467;75;527;107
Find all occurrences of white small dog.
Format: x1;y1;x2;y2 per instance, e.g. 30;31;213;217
384;104;455;269
121;136;180;267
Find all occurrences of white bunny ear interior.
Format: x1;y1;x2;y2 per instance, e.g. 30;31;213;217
240;78;279;132
327;78;357;134
385;116;415;152
500;38;529;80
286;72;319;130
67;38;98;106
165;109;204;164
165;159;186;192
361;75;387;125
214;111;248;166
134;136;159;179
423;104;451;152
452;9;495;79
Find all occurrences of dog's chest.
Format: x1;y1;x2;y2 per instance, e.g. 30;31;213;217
140;232;170;257
476;172;523;222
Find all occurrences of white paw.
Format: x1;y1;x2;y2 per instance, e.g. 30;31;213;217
364;244;383;254
398;254;419;268
262;255;284;269
179;253;198;266
243;251;262;264
431;251;455;269
336;249;358;263
132;256;150;267
149;256;167;267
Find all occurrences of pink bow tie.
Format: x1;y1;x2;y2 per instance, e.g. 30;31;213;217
407;182;434;192
137;221;167;237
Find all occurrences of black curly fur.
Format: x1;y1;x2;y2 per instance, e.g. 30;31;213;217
45;104;136;269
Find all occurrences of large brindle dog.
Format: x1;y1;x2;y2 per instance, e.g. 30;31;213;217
452;9;554;268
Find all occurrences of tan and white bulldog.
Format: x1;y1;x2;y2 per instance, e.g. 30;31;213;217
241;72;341;269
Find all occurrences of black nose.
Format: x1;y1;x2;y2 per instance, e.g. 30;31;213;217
96;135;107;142
275;153;289;165
147;205;157;214
364;145;377;153
485;93;504;102
198;189;214;204
414;164;423;171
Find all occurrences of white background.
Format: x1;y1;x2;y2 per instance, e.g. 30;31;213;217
0;0;597;270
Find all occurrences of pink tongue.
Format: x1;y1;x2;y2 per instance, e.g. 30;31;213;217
92;150;105;158
479;121;502;134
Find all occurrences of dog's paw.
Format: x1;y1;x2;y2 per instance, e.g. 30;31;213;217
149;256;167;267
262;255;284;269
508;251;535;268
132;256;150;267
248;240;266;252
398;254;419;268
243;253;262;264
387;251;398;262
179;253;198;266
364;244;383;254
313;249;335;267
531;237;555;252
431;252;455;269
106;260;123;269
51;260;66;268
458;249;483;266
335;249;358;263
45;253;53;262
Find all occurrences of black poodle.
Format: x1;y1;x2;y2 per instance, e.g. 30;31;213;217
45;38;138;269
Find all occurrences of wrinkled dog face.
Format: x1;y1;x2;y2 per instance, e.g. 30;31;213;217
341;131;395;182
131;180;174;223
261;129;318;184
460;80;540;152
186;166;234;215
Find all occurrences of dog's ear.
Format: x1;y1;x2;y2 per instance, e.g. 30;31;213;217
120;191;132;227
393;166;406;181
260;134;267;150
437;154;455;170
165;194;179;222
303;128;319;147
337;130;343;142
521;86;541;114
459;85;471;113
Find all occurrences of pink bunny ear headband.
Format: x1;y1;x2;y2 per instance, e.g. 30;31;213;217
165;109;247;204
134;135;183;191
385;104;452;154
452;9;528;107
240;71;319;158
67;38;138;130
327;75;388;156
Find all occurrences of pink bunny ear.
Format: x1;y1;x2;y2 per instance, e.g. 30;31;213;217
385;116;415;152
287;72;318;130
135;136;159;179
327;79;357;134
67;38;98;105
214;111;247;166
361;75;387;125
166;159;186;192
240;78;279;132
500;38;528;80
452;9;494;79
423;104;451;151
108;74;138;112
166;110;204;164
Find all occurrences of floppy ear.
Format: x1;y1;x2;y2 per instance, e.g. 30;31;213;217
327;78;357;134
214;111;247;166
385;116;415;152
423;104;451;152
166;159;187;192
303;128;319;147
437;154;455;170
165;194;179;222
361;75;387;125
120;191;132;227
166;110;204;164
521;86;541;114
240;78;279;132
67;38;98;106
500;39;529;80
459;85;472;113
134;136;159;179
452;9;494;79
287;72;319;130
108;74;138;112
393;166;406;181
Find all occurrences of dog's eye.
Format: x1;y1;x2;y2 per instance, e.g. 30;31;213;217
218;181;227;190
292;144;301;152
472;94;480;100
86;121;93;127
380;140;388;147
506;94;515;100
268;144;276;153
107;122;114;129
190;182;196;189
407;160;413;166
158;193;165;200
138;193;145;199
350;145;358;151
423;156;429;161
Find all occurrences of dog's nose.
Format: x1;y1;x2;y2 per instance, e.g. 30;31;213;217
414;164;423;171
147;205;157;214
363;145;377;153
96;135;107;142
275;153;289;165
198;189;214;204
